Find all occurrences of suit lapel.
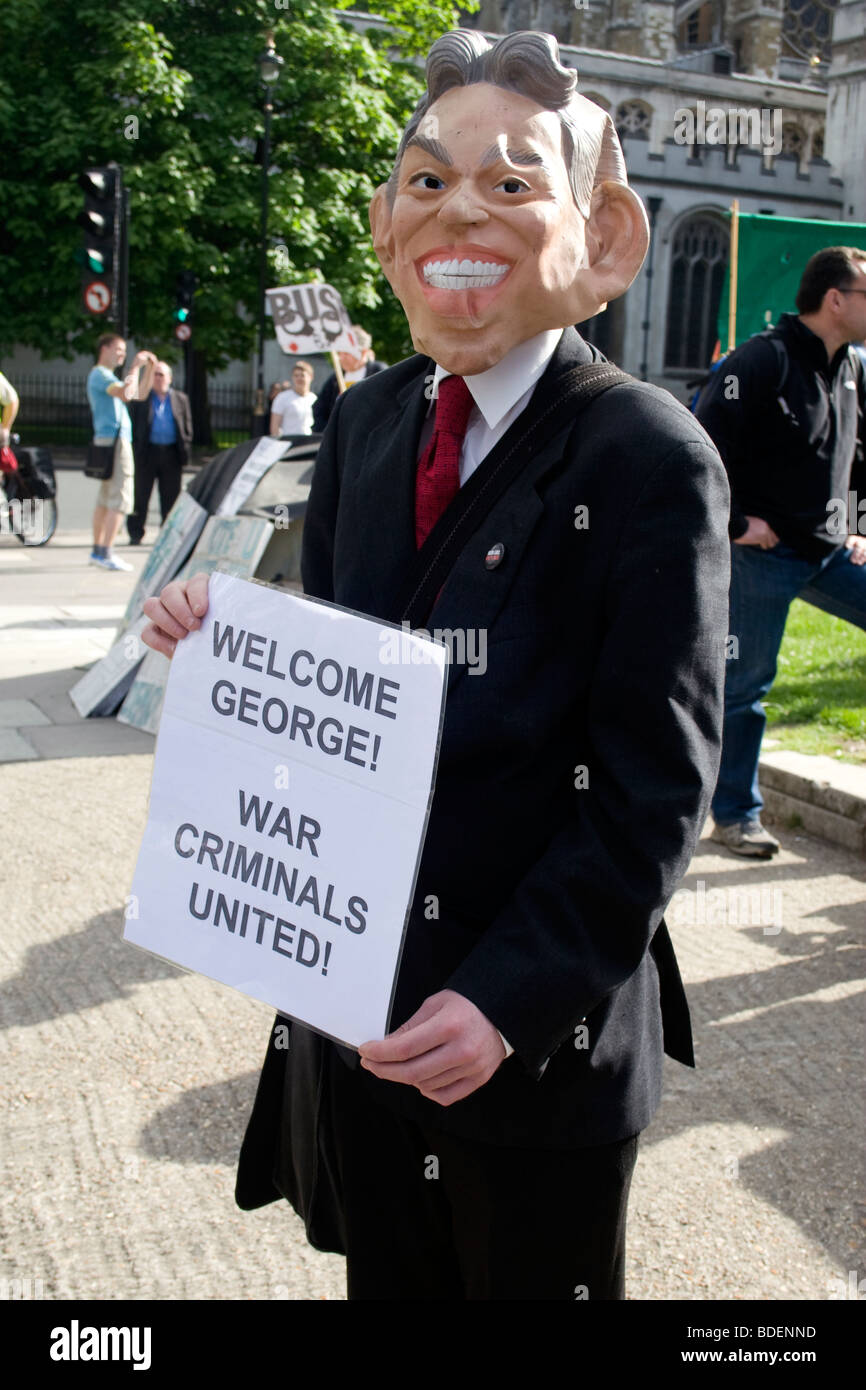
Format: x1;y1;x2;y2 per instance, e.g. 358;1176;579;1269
353;360;431;613
410;328;598;697
351;331;599;694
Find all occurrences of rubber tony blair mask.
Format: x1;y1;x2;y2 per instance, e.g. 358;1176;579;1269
369;29;649;378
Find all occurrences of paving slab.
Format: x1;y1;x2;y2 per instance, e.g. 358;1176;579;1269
0;699;51;728
29;689;86;726
0;728;38;762
0;668;83;700
23;720;155;760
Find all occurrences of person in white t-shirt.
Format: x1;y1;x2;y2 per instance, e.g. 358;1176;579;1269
269;361;317;437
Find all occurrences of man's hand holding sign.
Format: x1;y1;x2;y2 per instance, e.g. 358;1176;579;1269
359;989;506;1105
142;572;208;656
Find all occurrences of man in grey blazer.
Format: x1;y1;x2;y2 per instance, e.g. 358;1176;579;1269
129;361;193;543
142;28;729;1300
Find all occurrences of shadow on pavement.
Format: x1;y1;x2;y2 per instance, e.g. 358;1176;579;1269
694;839;866;889
0;907;181;1030
137;1072;262;1169
644;899;864;1276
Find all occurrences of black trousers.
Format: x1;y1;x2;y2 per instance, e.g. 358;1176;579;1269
322;1047;639;1301
129;442;183;540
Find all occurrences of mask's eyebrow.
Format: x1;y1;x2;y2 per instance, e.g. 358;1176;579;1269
404;135;453;166
479;143;546;169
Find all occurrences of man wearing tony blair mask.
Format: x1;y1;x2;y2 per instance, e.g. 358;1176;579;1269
143;29;730;1300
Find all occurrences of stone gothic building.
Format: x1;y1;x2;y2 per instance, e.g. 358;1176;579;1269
461;0;866;394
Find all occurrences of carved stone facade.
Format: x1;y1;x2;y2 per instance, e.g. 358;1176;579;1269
458;0;862;393
824;0;866;221
471;0;842;76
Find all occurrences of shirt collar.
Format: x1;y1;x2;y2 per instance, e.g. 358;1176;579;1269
432;329;563;430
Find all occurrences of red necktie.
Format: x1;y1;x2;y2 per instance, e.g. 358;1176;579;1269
415;374;475;549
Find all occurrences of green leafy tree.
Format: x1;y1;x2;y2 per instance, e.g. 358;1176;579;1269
0;0;475;432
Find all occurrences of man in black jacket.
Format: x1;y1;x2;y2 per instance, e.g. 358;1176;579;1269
696;247;866;858
142;29;729;1300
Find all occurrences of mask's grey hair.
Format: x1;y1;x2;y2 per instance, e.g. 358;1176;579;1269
387;29;628;218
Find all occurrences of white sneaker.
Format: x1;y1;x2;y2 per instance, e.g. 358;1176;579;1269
100;553;133;572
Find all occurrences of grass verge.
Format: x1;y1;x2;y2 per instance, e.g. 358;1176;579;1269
765;598;866;764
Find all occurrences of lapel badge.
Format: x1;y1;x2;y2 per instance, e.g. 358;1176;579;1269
485;542;505;570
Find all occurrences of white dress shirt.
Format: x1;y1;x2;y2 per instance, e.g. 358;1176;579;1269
420;328;563;1061
420;328;563;483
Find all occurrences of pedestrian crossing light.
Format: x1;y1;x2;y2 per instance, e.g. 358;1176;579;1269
174;270;197;324
77;166;121;280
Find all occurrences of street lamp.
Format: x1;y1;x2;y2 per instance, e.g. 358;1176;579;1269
254;32;284;434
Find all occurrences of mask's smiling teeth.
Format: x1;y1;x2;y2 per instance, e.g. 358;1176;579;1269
422;258;509;290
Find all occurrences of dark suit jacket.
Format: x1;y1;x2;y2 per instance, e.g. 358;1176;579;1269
130;388;192;465
311;359;388;433
236;329;730;1226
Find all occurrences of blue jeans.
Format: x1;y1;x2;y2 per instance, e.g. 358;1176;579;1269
712;541;866;825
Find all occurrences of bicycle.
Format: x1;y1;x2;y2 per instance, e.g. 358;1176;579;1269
0;433;58;545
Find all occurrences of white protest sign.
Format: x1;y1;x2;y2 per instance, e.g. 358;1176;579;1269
125;572;447;1047
266;283;358;356
216;436;290;517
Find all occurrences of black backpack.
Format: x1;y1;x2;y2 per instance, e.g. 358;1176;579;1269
688;330;788;415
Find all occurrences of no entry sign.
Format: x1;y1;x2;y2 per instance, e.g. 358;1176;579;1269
84;280;111;314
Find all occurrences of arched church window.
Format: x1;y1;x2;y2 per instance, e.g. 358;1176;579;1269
664;215;730;370
781;0;839;64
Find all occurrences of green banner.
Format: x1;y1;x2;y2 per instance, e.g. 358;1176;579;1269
718;212;866;349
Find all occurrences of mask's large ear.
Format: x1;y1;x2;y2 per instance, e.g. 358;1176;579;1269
369;184;397;289
580;181;649;314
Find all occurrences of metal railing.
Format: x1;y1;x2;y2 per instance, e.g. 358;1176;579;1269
9;375;255;449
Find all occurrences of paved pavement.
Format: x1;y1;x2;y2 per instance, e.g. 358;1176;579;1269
1;472;864;1301
0;468;159;761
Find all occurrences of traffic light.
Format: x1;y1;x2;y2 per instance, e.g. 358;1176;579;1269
174;270;197;323
77;165;123;317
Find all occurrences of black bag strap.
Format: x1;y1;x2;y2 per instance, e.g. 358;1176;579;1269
398;362;630;628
